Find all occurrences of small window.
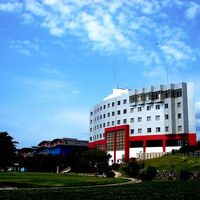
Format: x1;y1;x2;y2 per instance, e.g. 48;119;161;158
156;105;160;110
138;128;142;133
147;106;151;111
90;128;92;132
103;105;106;109
165;104;168;109
165;126;169;132
117;110;120;115
112;102;115;107
123;109;127;114
178;113;181;119
130;118;134;123
156;115;160;121
103;123;105;127
97;116;99;120
123;119;127;124
90;120;92;124
177;102;181;108
147;128;151;133
108;103;110;108
130;108;134;113
138;117;142;122
100;134;102;138
97;135;98;139
147;116;151;121
100;124;102;128
112;121;115;126
117;101;120;105
131;129;134;134
103;114;106;118
117;120;120;125
97;108;99;112
107;122;110;127
123;99;127;104
112;111;115;116
156;127;161;132
90;112;93;116
138;107;142;112
107;113;110;117
90;137;92;141
100;106;102;111
100;115;102;119
165;114;169;120
178;126;182;131
97;125;99;129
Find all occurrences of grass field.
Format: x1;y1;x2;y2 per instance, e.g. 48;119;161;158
141;154;200;172
0;181;200;200
0;172;128;188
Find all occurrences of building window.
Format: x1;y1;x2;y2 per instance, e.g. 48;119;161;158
118;101;120;105
103;105;106;109
97;134;98;139
123;109;127;114
177;102;181;108
165;114;169;120
147;106;151;111
97;125;99;129
97;116;99;120
90;128;92;132
117;110;120;115
130;118;134;123
178;126;182;131
123;119;127;124
90;112;93;116
138;128;142;133
147;128;151;133
103;114;106;118
123;99;127;104
90;120;92;124
107;122;110;127
138;117;142;122
112;121;115;126
100;124;102;128
117;120;120;125
165;104;168;109
100;115;102;119
112;111;115;116
156;127;161;132
108;103;110;108
165;126;169;132
97;108;99;112
100;106;102;111
178;113;181;119
130;108;134;113
90;137;92;141
100;134;102;138
107;113;110;117
112;102;115;107
131;129;134;134
103;123;105;127
156;115;160;121
138;107;142;112
147;116;151;121
156;105;160;109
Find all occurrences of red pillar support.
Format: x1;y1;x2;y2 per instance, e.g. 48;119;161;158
114;130;116;164
124;125;130;161
104;132;107;152
163;139;166;152
188;134;197;146
143;140;146;153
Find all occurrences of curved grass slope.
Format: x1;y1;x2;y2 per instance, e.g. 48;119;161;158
0;172;128;188
142;154;200;172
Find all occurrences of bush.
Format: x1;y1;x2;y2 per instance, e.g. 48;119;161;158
106;171;115;178
111;163;120;170
139;166;157;181
179;170;191;181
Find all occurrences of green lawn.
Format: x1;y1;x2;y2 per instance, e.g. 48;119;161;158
0;181;200;200
141;154;200;172
0;172;127;188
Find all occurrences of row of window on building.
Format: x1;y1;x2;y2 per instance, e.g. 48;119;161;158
91;99;182;117
90;113;182;131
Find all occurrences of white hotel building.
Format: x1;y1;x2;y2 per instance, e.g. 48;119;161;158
89;82;197;164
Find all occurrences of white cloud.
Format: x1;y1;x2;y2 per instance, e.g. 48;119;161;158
19;49;31;56
0;2;22;12
185;2;200;20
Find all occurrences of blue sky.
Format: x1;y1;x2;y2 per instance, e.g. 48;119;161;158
0;0;200;148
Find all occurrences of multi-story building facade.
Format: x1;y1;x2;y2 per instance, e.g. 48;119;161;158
89;82;197;164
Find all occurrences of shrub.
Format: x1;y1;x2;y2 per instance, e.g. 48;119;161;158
139;166;157;181
106;171;115;178
111;163;120;170
179;170;191;181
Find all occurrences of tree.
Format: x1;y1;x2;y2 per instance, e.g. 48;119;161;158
0;132;18;171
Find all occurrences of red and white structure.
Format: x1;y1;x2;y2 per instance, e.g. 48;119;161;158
89;82;197;164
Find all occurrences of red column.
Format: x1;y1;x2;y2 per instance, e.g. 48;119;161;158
143;140;146;153
104;132;107;151
114;130;116;163
124;125;130;161
188;134;197;146
163;139;166;152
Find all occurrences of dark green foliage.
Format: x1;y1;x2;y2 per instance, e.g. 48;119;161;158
0;132;17;171
111;163;120;170
179;170;191;181
139;166;157;181
106;171;115;178
178;142;200;153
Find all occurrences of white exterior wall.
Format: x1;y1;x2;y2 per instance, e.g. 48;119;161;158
166;146;181;152
107;151;114;165
116;150;125;163
146;147;163;153
130;147;143;158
